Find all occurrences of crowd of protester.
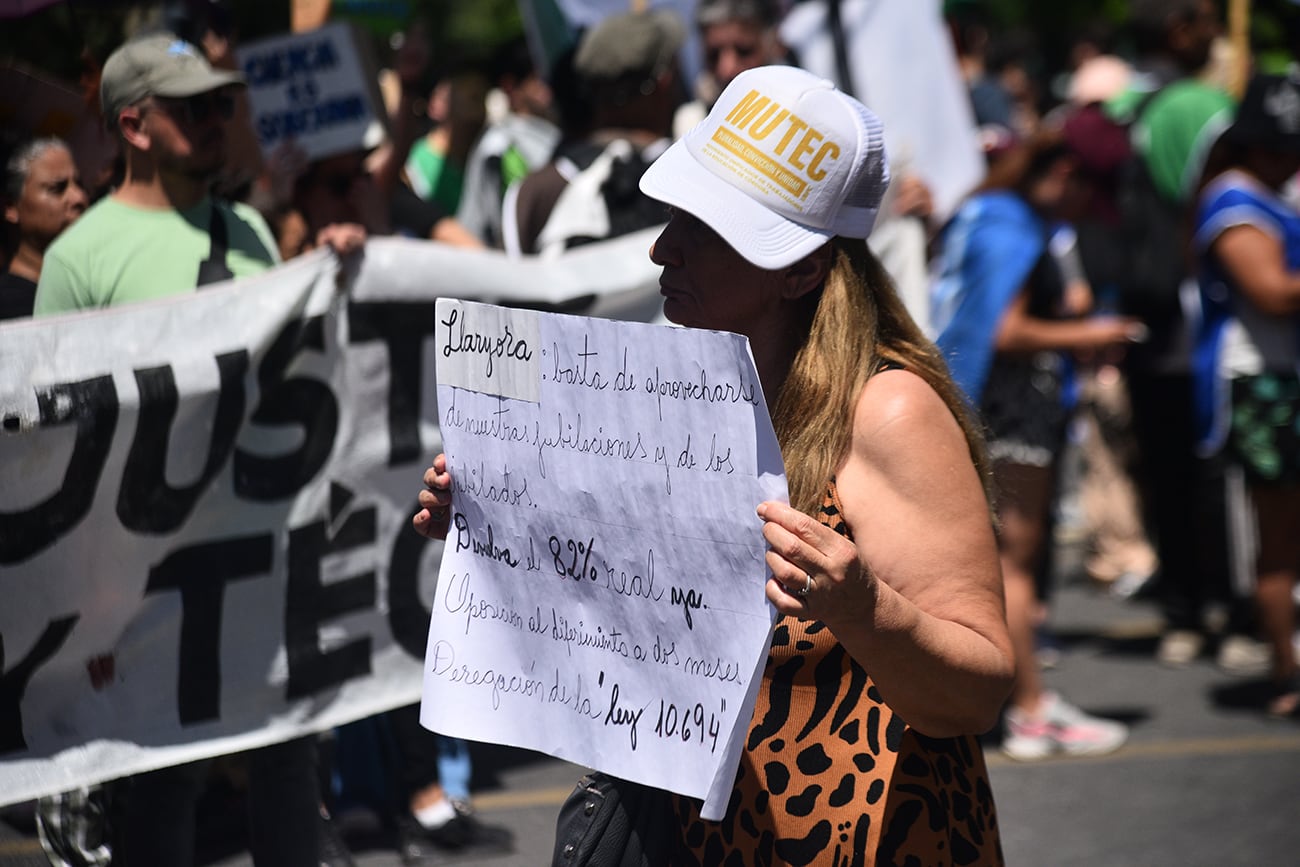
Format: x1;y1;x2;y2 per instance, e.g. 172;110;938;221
3;0;1299;863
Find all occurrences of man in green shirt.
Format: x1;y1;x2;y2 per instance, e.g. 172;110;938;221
1104;0;1261;677
31;31;361;867
35;33;361;314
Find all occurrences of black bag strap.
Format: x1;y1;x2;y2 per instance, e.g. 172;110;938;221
197;202;234;287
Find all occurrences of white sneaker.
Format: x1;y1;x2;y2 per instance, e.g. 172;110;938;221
1002;692;1128;761
1156;629;1204;667
1216;634;1270;677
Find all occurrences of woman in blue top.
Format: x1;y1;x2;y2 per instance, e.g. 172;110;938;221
931;128;1145;759
1192;72;1300;718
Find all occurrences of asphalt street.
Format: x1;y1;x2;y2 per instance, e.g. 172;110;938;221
3;576;1298;866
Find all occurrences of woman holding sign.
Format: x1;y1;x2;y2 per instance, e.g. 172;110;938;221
415;65;1014;864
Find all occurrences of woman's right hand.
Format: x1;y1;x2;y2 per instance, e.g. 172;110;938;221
412;453;453;540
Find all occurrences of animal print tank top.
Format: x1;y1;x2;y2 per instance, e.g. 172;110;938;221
670;480;1004;866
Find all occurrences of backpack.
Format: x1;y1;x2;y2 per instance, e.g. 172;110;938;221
534;139;667;258
1065;87;1190;358
1113;90;1189;339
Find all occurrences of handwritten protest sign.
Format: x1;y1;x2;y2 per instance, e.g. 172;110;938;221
236;22;386;161
422;299;785;819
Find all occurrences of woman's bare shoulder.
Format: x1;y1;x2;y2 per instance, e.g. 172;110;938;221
850;368;967;455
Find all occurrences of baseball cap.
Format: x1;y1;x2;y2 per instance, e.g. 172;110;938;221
1224;72;1300;154
639;65;889;270
101;32;245;127
573;8;686;84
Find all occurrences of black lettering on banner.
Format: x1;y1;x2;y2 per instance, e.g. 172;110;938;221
348;301;438;466
285;508;377;699
0;616;78;753
117;352;248;533
0;376;118;563
233;316;338;500
144;535;272;725
387;501;431;659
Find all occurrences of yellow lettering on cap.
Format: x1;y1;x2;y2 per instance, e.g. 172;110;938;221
710;127;808;198
789;128;823;171
714;89;843;193
749;106;790;141
725;90;771;129
807;141;840;181
774;116;809;156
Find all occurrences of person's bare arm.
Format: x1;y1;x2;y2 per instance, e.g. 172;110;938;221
762;370;1014;736
1212;223;1300;316
372;26;432;198
994;288;1146;354
431;216;485;248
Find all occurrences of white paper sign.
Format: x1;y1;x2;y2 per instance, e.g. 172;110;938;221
236;22;385;160
422;299;786;819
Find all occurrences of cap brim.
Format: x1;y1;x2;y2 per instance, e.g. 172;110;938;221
154;68;245;98
639;136;834;270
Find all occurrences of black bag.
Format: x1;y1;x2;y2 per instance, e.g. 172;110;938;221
550;772;678;867
1113;90;1191;353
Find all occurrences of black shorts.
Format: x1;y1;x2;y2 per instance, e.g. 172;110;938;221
979;353;1068;468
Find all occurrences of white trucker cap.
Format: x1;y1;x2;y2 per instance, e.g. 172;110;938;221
640;64;889;269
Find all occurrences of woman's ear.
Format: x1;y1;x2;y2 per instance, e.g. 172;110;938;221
3;204;18;226
782;242;833;299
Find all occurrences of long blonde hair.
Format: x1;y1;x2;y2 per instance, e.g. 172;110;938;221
770;237;993;515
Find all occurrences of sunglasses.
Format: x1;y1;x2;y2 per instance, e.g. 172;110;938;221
150;91;236;125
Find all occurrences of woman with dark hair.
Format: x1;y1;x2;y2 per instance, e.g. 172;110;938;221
1192;72;1300;718
417;65;1015;864
930;127;1145;761
2;136;87;319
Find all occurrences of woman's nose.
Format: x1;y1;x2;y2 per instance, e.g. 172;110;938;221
648;220;681;267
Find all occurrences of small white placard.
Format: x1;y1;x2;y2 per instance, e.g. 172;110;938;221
236;22;385;161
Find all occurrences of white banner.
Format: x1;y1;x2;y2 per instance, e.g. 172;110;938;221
0;230;664;807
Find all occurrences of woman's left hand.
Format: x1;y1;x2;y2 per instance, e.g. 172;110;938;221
759;500;878;623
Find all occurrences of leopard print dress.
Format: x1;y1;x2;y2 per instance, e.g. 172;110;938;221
672;481;1004;866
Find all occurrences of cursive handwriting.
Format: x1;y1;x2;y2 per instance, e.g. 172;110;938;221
547;668;603;720
440;307;533;379
548;608;631;659
646;364;759;420
603;679;645;750
549;336;608;391
443;571;526;636
453;514;520;567
451;460;534;507
428;640;545;710
602;547;665;602
670;586;706;630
